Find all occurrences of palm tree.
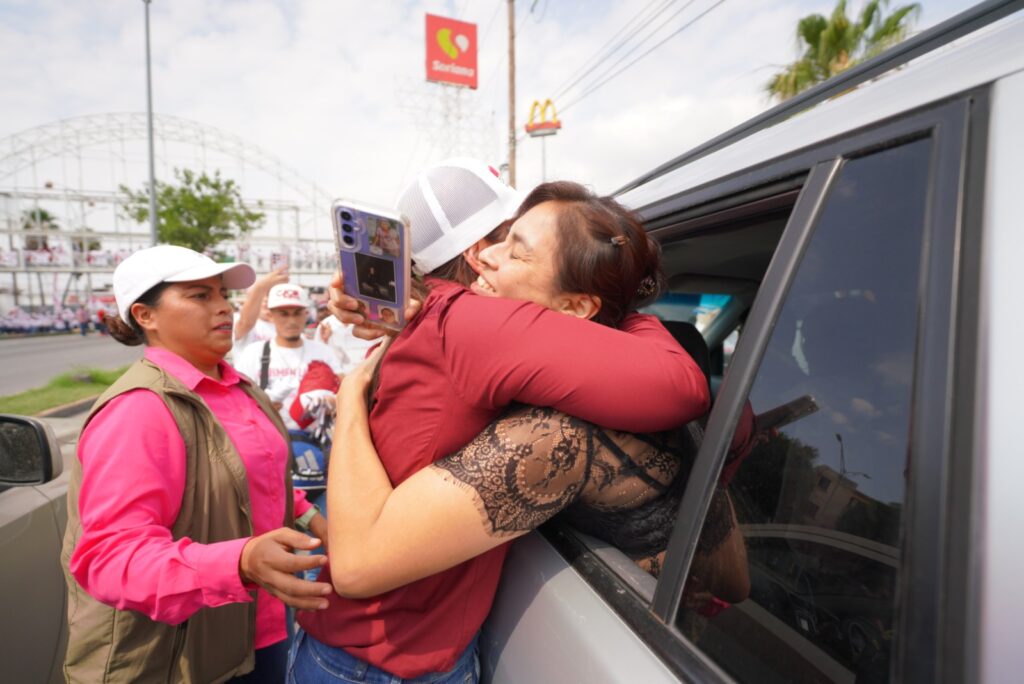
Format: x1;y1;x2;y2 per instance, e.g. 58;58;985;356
21;208;60;250
767;0;920;101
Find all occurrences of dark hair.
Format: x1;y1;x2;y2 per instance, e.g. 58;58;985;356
107;282;172;347
515;181;663;327
426;220;512;287
410;219;513;303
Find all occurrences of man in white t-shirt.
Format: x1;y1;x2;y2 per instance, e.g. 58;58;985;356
235;283;342;430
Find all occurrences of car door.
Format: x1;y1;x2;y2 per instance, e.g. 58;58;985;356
482;93;975;684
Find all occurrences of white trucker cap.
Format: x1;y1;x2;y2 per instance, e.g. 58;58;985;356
397;158;524;273
113;245;255;323
267;283;310;310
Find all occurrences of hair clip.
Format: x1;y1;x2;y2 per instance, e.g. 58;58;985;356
636;276;658;298
610;235;627;246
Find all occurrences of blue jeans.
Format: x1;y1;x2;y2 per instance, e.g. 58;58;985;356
287;628;479;684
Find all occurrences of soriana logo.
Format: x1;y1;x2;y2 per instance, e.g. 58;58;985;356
425;14;478;89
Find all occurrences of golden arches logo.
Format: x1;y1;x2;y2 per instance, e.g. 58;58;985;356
525;99;561;135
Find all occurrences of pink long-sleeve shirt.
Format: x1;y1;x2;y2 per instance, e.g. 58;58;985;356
69;347;311;649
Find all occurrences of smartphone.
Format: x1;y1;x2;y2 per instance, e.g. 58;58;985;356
753;394;819;433
331;199;411;332
270;251;290;271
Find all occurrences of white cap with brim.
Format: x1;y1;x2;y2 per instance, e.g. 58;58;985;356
267;283;310;309
114;245;256;324
398;157;524;274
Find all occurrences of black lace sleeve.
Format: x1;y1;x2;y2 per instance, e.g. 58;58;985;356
431;405;595;537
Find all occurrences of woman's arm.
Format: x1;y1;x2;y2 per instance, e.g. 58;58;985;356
234;266;288;341
689;491;750;604
328;352;592;597
444;296;710;433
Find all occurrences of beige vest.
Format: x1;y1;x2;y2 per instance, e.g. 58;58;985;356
61;358;294;683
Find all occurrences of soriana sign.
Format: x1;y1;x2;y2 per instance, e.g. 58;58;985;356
425;14;478;89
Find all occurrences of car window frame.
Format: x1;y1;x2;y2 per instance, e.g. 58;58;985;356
540;91;983;684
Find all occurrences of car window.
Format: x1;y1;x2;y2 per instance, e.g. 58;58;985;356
644;293;741;382
677;137;932;683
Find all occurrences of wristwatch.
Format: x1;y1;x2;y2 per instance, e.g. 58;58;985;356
295;505;320;532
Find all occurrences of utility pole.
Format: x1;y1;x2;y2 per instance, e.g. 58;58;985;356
507;0;516;187
143;0;159;245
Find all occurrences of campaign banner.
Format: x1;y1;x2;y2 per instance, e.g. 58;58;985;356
425;14;478;89
26;249;52;266
88;250;112;266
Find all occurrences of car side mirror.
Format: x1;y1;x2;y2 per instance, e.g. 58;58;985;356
0;414;64;486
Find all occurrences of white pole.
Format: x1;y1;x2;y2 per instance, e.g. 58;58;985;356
143;0;158;246
541;136;547;182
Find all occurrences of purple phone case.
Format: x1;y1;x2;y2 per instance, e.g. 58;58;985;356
333;203;409;331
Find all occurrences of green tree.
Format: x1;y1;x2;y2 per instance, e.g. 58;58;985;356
730;432;819;525
21;208;60;250
120;168;264;253
767;0;920;101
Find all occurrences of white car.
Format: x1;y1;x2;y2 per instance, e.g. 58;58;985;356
0;415;68;684
482;4;1024;683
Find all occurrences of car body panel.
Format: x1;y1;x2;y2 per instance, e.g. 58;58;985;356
481;532;682;684
0;416;69;684
0;476;69;684
977;68;1024;682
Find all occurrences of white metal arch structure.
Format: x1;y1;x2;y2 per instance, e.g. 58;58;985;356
0;112;332;209
0;112;338;311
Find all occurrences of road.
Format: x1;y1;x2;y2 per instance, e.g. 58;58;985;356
0;334;142;395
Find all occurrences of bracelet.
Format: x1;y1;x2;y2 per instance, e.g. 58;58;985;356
295;505;319;532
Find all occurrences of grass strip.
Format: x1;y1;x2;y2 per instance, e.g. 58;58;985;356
0;366;128;416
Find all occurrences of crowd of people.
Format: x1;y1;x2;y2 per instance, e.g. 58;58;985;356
59;158;751;683
0;305;108;336
0;243;342;273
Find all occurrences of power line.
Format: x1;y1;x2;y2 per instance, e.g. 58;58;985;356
557;0;698;103
479;0;504;47
479;0;537;106
551;0;675;98
561;0;727;114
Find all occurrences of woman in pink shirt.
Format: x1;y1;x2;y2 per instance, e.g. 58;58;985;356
63;245;332;683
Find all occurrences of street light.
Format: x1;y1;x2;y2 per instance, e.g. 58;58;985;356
143;0;158;246
835;432;871;480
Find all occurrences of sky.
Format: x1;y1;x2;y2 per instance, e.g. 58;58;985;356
0;0;978;208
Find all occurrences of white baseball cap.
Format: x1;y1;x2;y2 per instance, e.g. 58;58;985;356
267;283;310;309
397;157;524;273
114;245;255;324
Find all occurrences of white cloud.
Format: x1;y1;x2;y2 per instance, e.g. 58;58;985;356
0;0;978;207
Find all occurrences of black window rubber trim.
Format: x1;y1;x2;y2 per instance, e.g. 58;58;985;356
939;86;988;684
650;156;844;623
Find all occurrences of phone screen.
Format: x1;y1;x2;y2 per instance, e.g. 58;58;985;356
270;252;289;270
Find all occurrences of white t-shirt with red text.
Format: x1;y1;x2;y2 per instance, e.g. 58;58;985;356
234;338;342;430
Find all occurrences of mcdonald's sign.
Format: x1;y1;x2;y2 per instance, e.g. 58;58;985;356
525;99;561;137
425;14;478;89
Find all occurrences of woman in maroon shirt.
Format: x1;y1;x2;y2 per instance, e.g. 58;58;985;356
291;177;714;684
